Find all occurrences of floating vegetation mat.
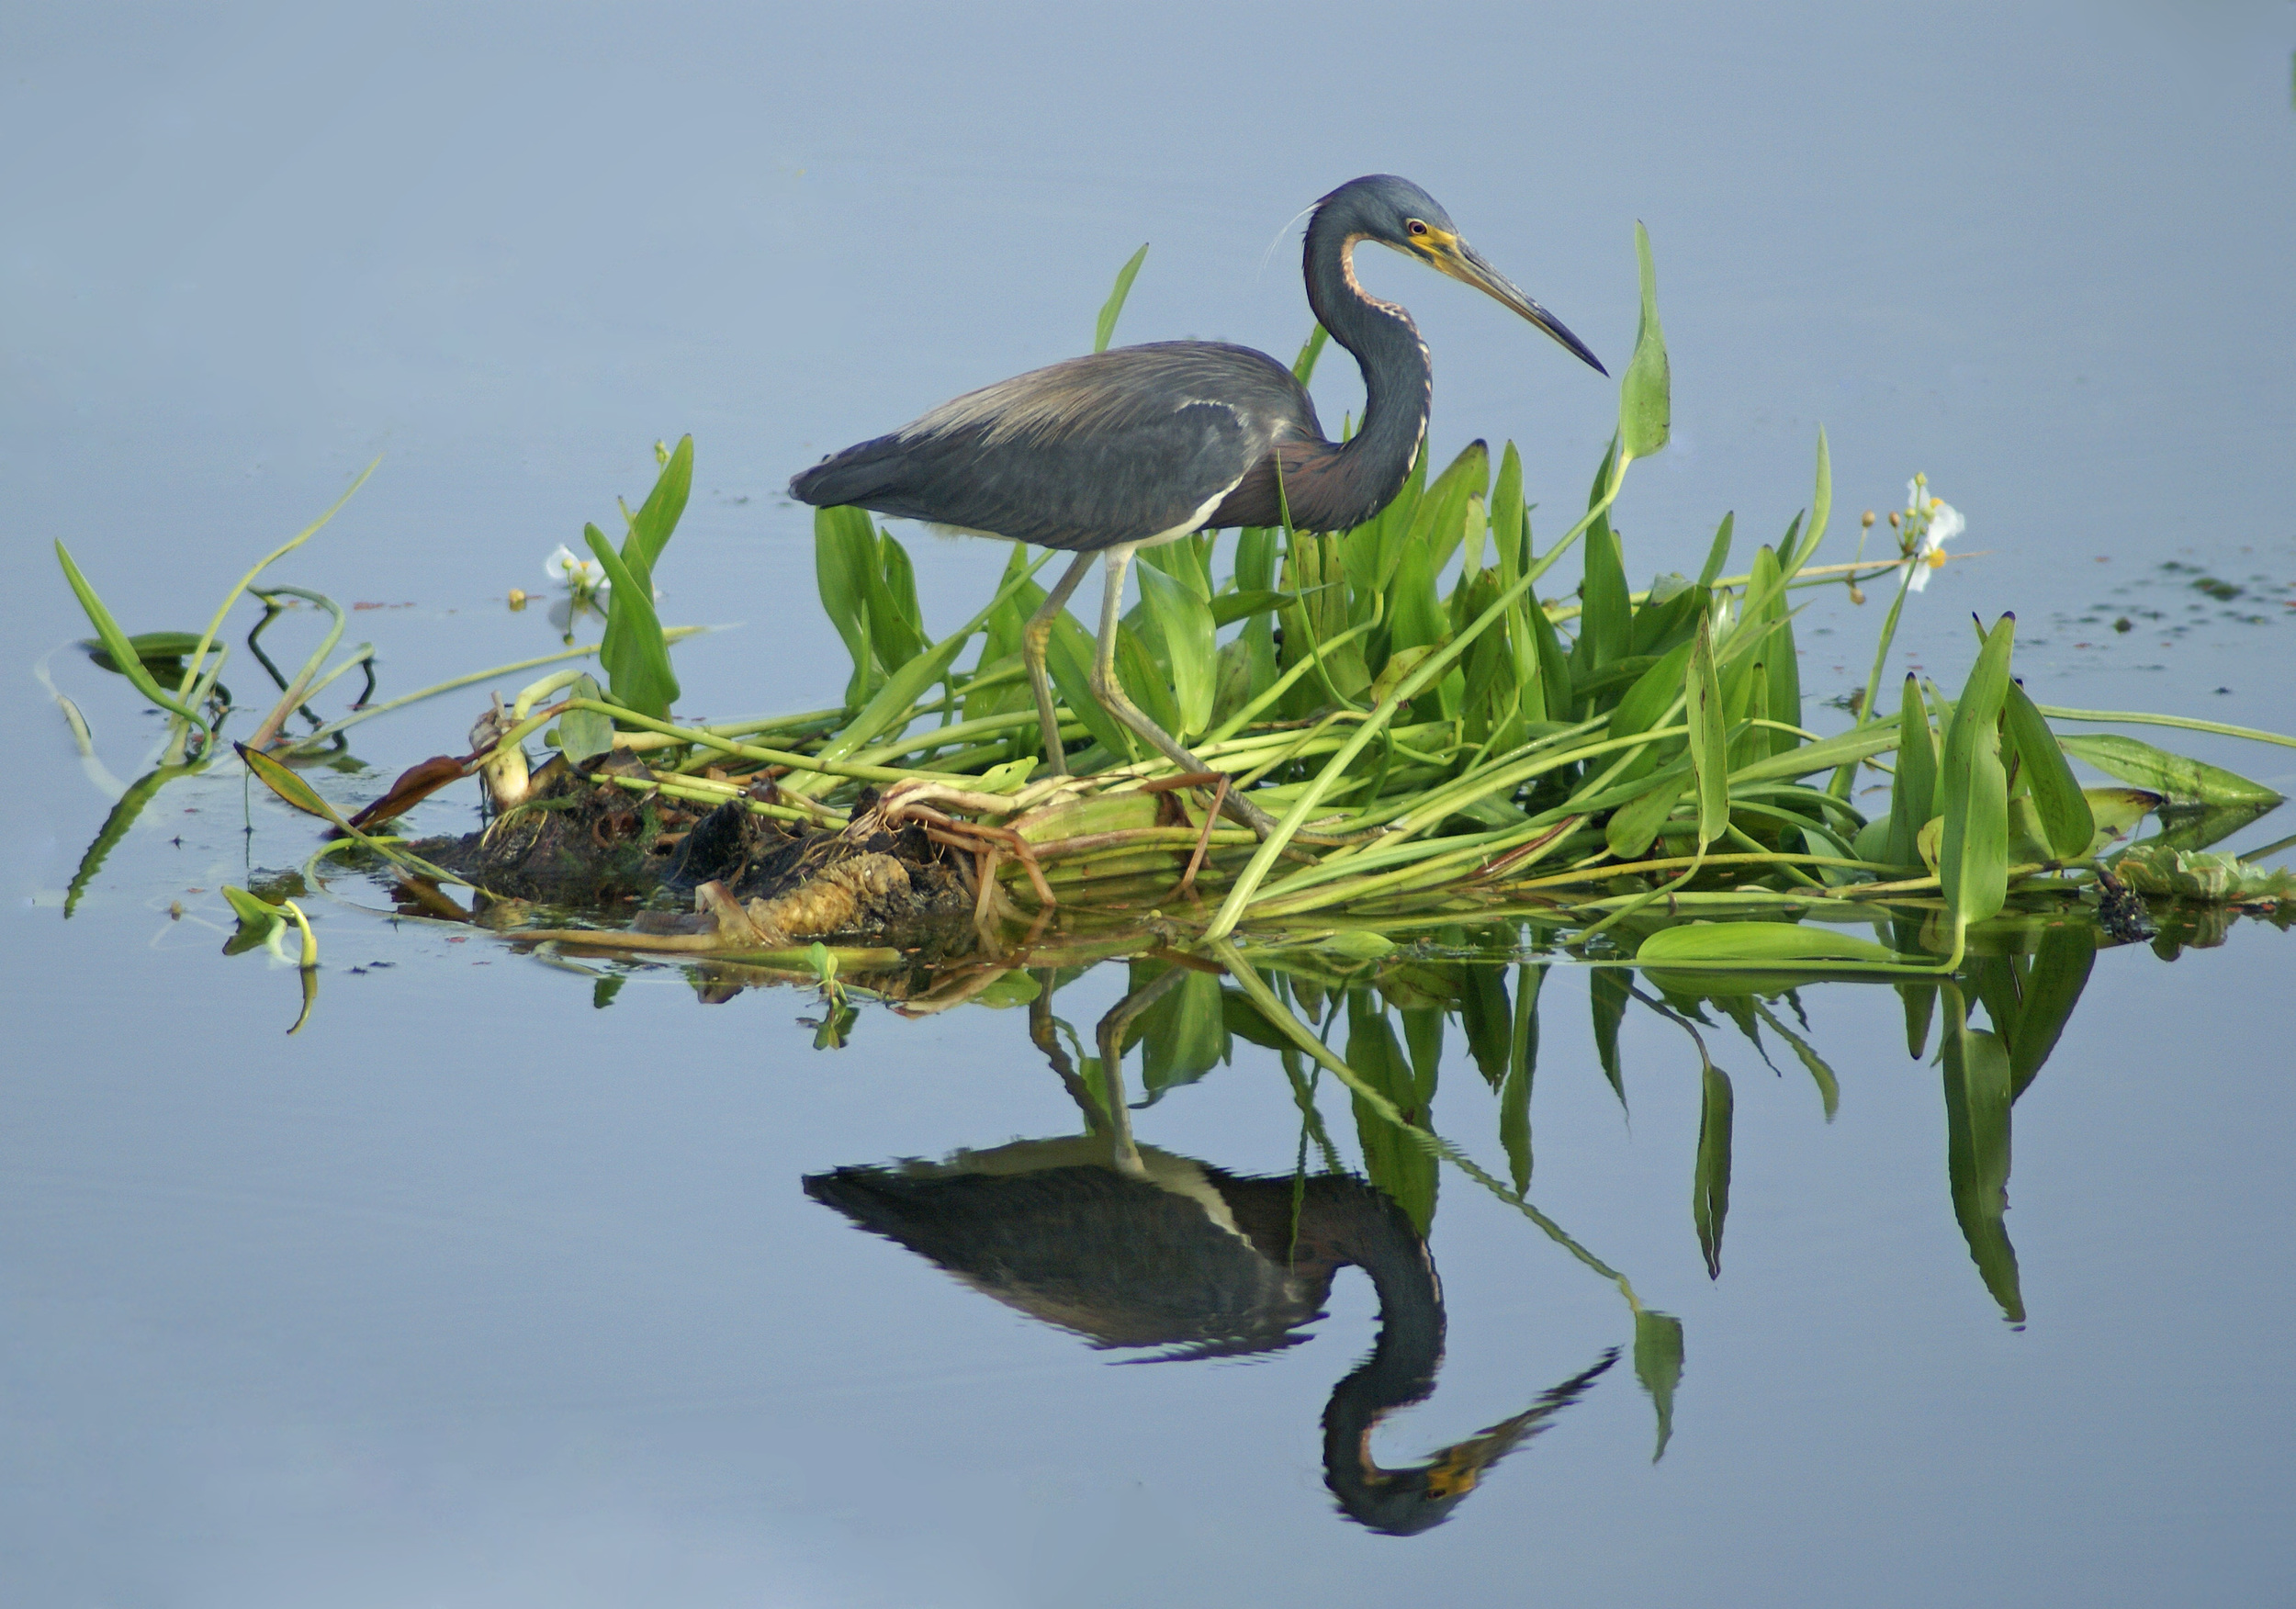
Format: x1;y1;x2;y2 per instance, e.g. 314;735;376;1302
49;231;2296;1003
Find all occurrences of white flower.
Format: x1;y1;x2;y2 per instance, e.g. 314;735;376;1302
1901;496;1964;594
545;544;610;596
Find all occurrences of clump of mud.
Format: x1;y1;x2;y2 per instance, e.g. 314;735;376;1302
408;748;976;945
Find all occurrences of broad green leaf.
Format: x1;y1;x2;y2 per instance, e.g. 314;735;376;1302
2057;734;2284;807
815;506;874;705
1093;243;1149;354
1635;921;1908;966
866;529;930;672
1605;771;1687;860
1492;442;1526;583
623;434;692;579
1135;561;1217;738
2000;682;2094;859
1619;221;1671;459
583;524;681;719
1941;992;2024;1323
1885;675;1939;866
1044;614;1136;760
1578;523;1633;690
1632;1309;1685;1462
1207;588;1293;627
557;674;614;764
1403;440;1490;583
81;630;208;676
1291;322;1329;385
1605;637;1695;784
1115;619;1185;739
55;542;201;722
220;883;286;953
1939;614;2016;940
1686;617;1728;847
1697;513;1734;588
1693;1063;1732;1278
237;741;347;824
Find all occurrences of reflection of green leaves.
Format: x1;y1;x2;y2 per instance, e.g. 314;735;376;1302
1693;1062;1733;1279
2059;734;2282;807
1347;990;1438;1233
1591;968;1630;1109
1498;964;1543;1192
1636;921;1906;966
1632;1308;1685;1462
1126;960;1229;1101
65;765;187;918
1941;988;2023;1323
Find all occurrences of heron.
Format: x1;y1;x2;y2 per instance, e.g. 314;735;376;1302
789;174;1606;837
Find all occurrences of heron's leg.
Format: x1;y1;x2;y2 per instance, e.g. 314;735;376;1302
1021;550;1096;776
1090;546;1280;839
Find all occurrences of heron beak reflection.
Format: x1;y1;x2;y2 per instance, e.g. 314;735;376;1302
1423;233;1609;378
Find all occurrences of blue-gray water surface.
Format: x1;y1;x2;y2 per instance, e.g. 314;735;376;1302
6;4;2294;1604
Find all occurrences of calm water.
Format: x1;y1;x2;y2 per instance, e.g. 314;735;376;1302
6;4;2295;1604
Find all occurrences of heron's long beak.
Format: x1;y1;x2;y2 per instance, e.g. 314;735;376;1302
1435;239;1608;377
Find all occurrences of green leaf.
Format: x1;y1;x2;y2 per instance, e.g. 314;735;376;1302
1207;588;1293;627
80;630;207;677
55;542;202;723
583;524;681;719
623;433;692;579
1135;561;1217;739
1632;1309;1685;1462
1093;243;1150;354
1789;427;1832;578
557;674;614;764
1619;221;1671;460
1606;769;1689;860
1492;443;1526;584
237;741;349;824
219;883;286;955
1346;992;1437;1233
1693;1063;1733;1278
1941;991;2024;1323
1291;322;1330;385
1697;513;1734;589
1578;523;1633;692
1939;614;2016;942
1686;617;1728;847
2000;682;2094;859
1635;921;1908;966
2057;734;2284;807
815;506;875;706
2007;924;2096;1098
866;528;930;673
1885;675;1939;866
67;765;186;918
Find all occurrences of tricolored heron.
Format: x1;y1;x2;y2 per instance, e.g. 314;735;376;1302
789;174;1606;836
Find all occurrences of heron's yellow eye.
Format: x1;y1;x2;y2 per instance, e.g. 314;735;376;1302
1405;219;1428;238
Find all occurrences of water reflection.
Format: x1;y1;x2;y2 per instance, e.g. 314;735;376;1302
806;974;1617;1535
798;907;2145;1522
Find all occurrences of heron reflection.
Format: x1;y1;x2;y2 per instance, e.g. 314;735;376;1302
804;970;1614;1535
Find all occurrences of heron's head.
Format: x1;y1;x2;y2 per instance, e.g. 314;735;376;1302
1315;174;1607;377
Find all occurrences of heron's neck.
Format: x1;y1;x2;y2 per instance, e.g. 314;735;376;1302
1303;213;1432;498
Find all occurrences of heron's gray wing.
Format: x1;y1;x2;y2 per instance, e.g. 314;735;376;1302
789;342;1321;551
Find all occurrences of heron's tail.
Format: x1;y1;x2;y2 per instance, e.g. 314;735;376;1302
788;434;909;509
